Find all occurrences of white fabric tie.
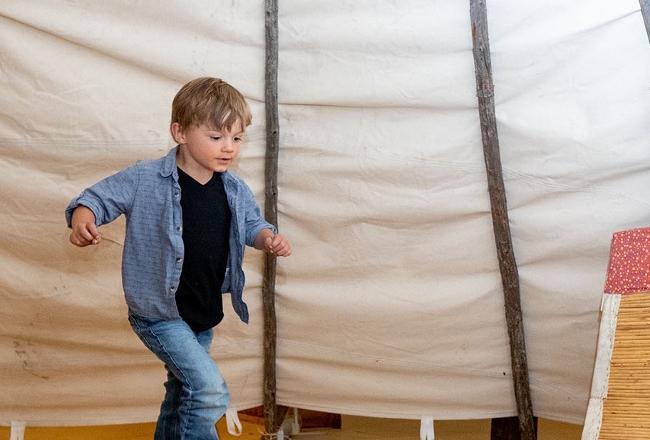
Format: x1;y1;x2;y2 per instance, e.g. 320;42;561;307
420;416;434;440
225;408;243;436
10;421;26;440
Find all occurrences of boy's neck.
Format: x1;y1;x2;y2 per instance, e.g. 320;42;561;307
176;150;217;185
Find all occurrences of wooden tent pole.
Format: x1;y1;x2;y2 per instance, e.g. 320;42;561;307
262;0;289;436
640;0;650;43
469;1;536;439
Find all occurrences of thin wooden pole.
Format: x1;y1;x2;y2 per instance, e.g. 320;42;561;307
469;1;536;440
264;0;279;228
262;0;289;436
491;416;538;440
640;0;650;44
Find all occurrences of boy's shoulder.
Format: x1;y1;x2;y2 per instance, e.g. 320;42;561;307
222;169;242;182
222;169;252;189
127;147;177;175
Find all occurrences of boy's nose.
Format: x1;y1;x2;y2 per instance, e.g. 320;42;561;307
222;139;234;152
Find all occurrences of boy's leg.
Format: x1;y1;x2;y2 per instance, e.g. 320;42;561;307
129;314;230;440
155;365;182;439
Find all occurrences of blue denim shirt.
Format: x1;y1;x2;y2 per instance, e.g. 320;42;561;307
65;146;275;324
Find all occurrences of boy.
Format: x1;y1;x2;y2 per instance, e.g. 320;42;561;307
66;77;291;440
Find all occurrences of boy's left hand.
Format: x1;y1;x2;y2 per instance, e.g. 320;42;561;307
265;233;292;257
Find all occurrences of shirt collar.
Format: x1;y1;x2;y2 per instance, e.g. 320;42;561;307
160;146;179;179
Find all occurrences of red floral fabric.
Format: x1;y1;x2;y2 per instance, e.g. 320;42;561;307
604;227;650;294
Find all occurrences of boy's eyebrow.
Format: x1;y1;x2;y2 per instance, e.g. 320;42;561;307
205;127;245;136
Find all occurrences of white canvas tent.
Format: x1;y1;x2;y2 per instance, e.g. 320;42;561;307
1;0;649;434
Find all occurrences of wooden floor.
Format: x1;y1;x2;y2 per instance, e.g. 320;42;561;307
0;415;582;440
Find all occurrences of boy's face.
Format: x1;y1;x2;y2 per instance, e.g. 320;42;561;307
172;121;244;178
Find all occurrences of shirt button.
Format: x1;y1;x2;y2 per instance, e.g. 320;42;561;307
170;286;176;292
176;226;182;232
176;257;183;263
174;192;180;197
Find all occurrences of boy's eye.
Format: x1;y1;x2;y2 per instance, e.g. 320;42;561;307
210;136;221;140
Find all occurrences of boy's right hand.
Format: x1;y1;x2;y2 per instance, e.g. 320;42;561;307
69;206;102;247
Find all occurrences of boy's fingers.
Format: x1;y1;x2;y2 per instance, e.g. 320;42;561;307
70;224;101;246
265;234;290;256
79;227;95;242
87;223;100;237
70;232;89;247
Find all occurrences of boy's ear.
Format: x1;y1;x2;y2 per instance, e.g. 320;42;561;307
170;122;185;144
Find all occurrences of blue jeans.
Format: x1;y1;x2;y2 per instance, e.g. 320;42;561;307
129;314;230;440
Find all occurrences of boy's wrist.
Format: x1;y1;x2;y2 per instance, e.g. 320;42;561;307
72;205;96;226
255;228;274;250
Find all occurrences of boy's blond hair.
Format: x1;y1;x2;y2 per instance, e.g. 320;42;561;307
171;77;252;132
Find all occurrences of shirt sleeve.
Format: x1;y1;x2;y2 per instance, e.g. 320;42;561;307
240;181;277;247
65;164;139;228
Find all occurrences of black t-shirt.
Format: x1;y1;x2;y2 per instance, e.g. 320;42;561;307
175;168;231;332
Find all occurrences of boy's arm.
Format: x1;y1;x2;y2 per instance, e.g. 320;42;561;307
69;206;102;247
232;172;291;256
254;228;291;257
65;162;139;229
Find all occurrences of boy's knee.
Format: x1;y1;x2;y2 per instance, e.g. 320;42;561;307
209;375;228;398
200;376;230;412
192;371;228;399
